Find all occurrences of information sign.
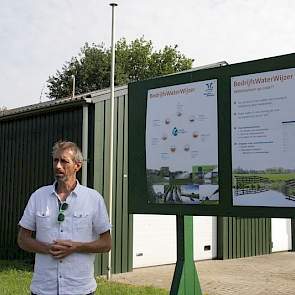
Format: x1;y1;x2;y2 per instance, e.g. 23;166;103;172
232;68;295;208
128;52;295;217
146;80;219;206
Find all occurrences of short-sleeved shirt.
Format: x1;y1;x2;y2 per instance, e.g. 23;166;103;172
19;182;111;295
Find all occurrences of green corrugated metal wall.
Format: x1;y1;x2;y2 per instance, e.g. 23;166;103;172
93;93;132;274
0;97;132;275
218;217;272;259
0;107;83;259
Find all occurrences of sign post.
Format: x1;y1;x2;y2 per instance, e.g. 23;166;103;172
170;216;202;295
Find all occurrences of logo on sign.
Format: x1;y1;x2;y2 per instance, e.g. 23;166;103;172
204;82;215;97
172;127;186;136
172;127;178;136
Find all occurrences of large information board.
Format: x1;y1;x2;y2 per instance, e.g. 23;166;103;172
146;80;219;206
129;53;295;217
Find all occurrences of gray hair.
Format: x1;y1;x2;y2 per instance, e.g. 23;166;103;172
52;141;83;163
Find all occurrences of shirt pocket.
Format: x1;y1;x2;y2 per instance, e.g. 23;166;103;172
72;212;91;230
36;211;53;242
36;211;51;229
72;212;92;241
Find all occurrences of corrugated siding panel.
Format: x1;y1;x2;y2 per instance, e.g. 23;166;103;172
218;217;272;259
93;93;132;275
291;218;295;251
0;107;83;259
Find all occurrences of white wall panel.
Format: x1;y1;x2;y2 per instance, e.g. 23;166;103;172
193;216;217;260
133;214;217;268
271;218;291;252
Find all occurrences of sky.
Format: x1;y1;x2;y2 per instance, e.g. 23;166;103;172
1;0;295;109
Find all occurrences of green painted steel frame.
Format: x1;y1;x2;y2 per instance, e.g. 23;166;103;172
128;52;295;218
170;216;202;295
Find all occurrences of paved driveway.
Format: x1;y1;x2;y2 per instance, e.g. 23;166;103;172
112;252;295;295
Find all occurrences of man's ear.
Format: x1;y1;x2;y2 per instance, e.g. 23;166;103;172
75;162;82;172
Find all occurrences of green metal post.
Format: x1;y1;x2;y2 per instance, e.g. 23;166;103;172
170;215;202;295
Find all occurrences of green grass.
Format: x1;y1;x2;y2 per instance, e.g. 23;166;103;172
260;173;295;181
0;260;33;294
0;261;210;295
0;260;168;295
96;278;168;295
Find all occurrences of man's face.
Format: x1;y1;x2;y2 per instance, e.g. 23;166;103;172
53;148;81;182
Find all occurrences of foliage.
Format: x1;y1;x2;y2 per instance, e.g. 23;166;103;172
47;37;193;99
0;106;7;114
0;260;168;295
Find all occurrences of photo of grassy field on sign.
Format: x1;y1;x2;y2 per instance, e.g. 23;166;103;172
233;168;295;207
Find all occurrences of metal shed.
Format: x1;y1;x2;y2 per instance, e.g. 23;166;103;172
0;85;131;275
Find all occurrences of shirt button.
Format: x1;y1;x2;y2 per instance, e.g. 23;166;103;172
60;260;63;263
60;229;63;232
59;275;62;278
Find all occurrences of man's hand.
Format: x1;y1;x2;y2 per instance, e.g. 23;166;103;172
48;231;111;258
49;240;79;259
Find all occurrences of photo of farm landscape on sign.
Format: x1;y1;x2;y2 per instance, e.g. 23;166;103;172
146;80;219;205
232;68;295;207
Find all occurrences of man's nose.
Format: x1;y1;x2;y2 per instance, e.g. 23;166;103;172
55;160;62;169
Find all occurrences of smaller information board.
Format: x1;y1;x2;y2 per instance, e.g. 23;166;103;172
231;68;295;208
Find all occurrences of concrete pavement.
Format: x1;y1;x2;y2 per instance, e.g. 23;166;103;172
112;252;295;295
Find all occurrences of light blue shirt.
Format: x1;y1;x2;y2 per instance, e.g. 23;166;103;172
19;182;111;295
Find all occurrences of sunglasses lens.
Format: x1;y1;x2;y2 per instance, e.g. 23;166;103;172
61;203;69;210
58;213;65;222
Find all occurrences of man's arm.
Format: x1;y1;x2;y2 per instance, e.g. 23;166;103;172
50;231;111;259
75;230;112;253
17;227;50;254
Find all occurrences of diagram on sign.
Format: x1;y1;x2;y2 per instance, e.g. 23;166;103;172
232;68;295;207
146;80;219;205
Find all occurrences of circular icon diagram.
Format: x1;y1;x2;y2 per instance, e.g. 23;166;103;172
192;131;199;138
170;145;176;153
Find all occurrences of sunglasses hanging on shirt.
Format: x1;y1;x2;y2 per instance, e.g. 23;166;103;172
57;202;69;222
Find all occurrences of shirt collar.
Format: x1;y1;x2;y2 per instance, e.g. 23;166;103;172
51;180;81;197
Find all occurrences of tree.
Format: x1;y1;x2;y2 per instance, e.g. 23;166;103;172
47;37;194;99
0;106;7;114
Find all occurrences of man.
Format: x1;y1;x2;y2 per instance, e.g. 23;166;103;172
18;141;111;295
